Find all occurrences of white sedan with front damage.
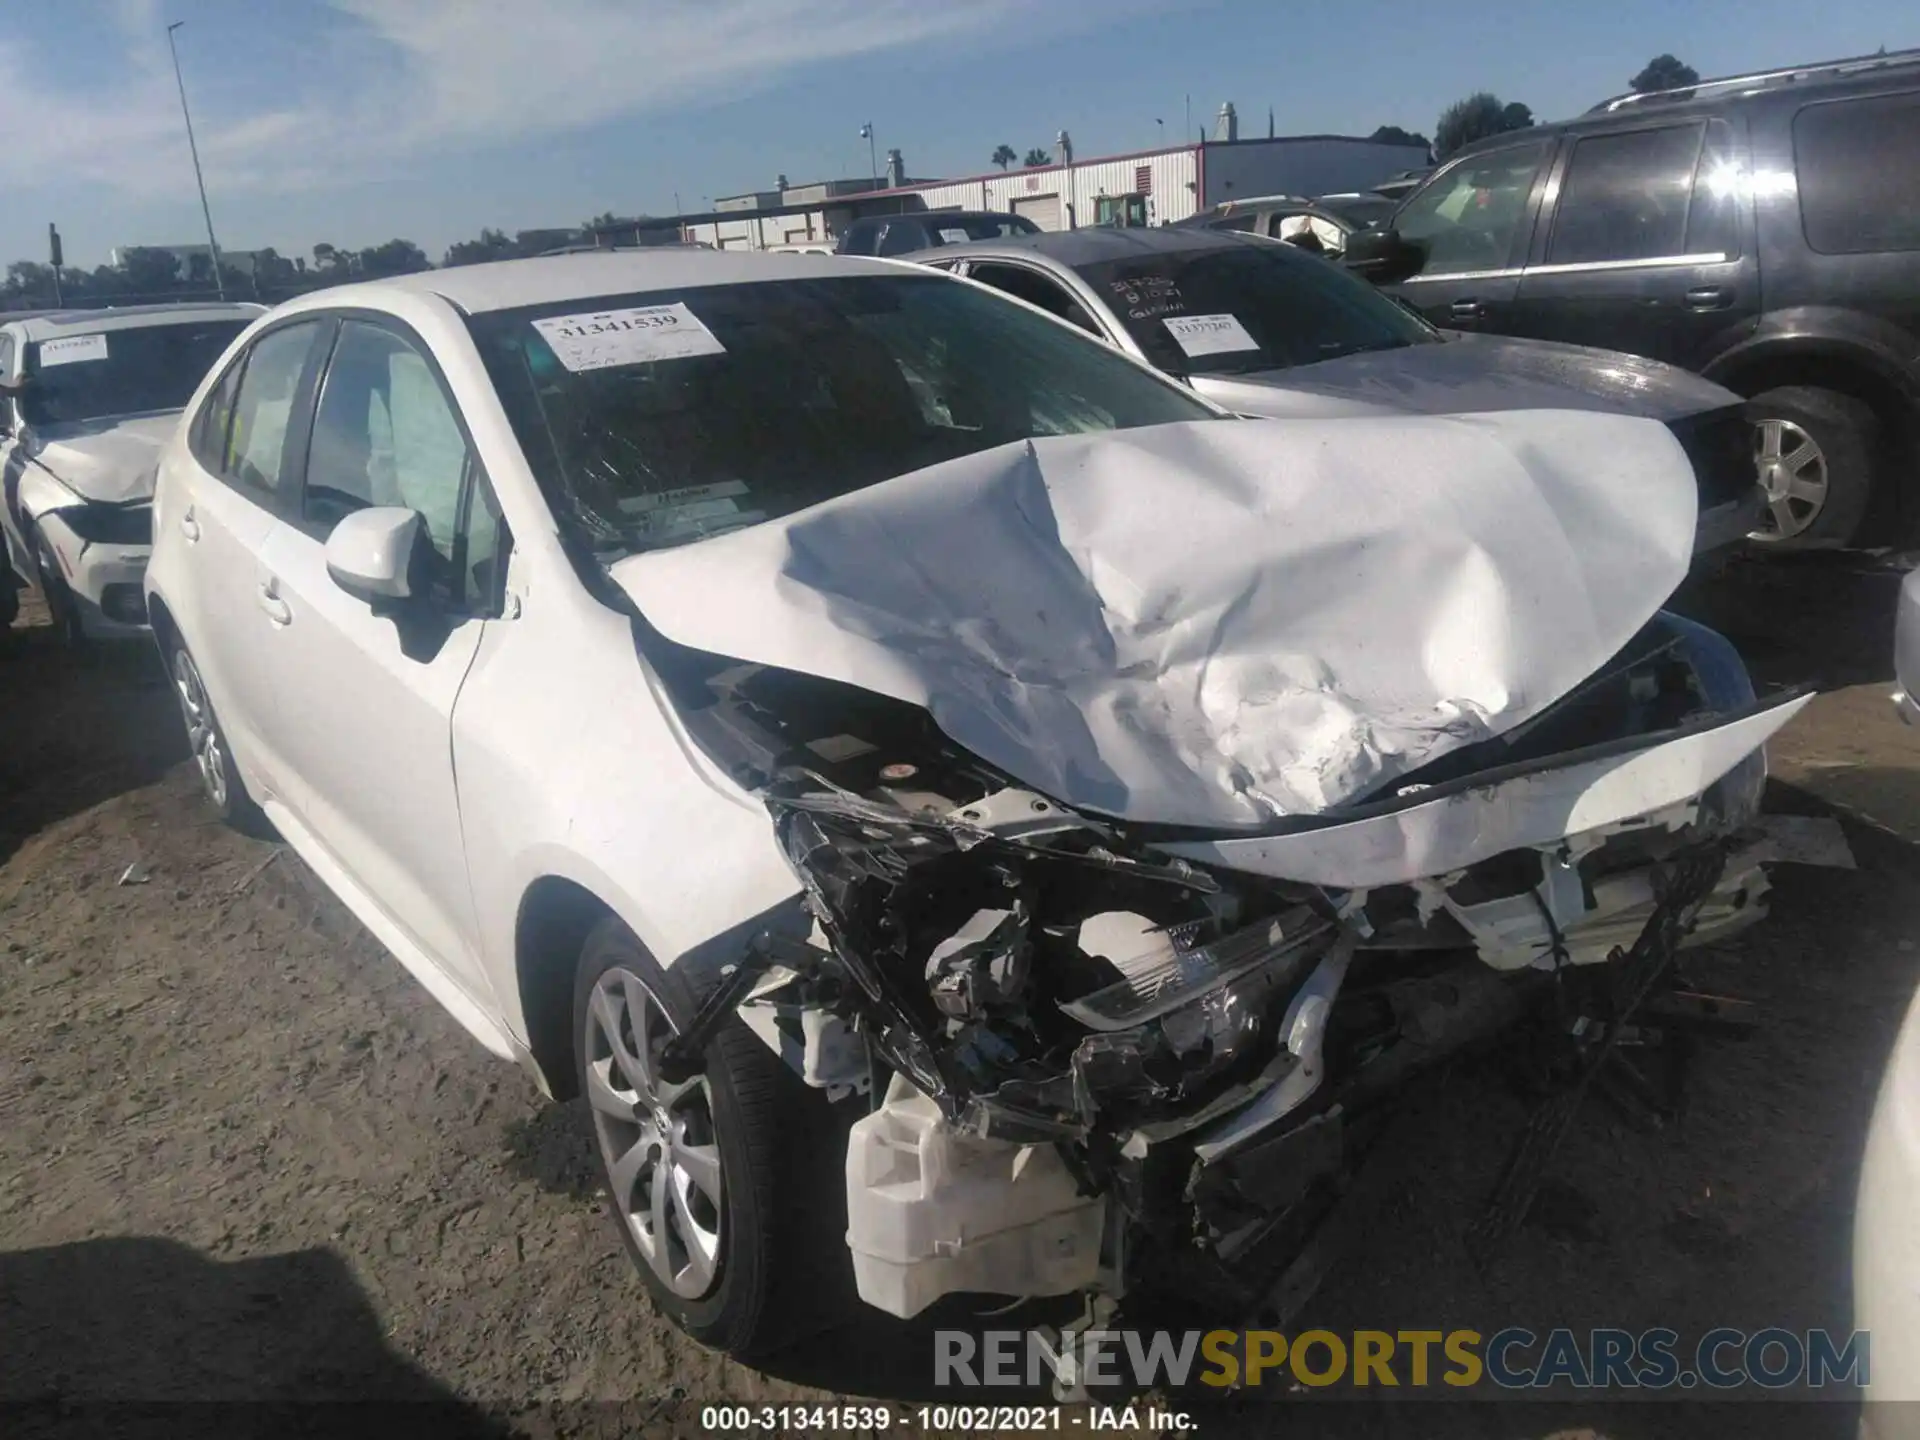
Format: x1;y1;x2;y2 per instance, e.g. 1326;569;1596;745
0;302;264;639
144;250;1807;1361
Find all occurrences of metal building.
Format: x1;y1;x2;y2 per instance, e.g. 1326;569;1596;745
615;118;1428;251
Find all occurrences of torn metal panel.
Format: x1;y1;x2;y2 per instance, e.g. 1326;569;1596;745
612;412;1698;829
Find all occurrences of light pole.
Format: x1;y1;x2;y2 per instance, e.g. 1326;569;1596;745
860;122;878;185
166;20;225;299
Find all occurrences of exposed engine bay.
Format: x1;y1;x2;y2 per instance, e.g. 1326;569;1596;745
639;602;1805;1329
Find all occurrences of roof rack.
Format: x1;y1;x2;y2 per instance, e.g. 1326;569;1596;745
1588;45;1920;114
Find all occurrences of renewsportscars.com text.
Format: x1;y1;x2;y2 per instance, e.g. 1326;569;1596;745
935;1327;1869;1392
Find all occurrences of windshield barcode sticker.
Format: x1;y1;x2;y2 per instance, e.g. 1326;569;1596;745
616;480;750;515
38;334;109;368
1162;313;1258;357
532;303;726;371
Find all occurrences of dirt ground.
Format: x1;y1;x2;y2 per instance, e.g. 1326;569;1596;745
3;552;1918;1439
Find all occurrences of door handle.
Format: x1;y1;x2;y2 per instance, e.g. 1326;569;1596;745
1685;286;1733;311
1449;299;1485;321
179;507;200;543
257;579;292;627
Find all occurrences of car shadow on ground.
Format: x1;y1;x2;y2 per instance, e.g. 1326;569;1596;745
0;1235;511;1437
0;614;186;870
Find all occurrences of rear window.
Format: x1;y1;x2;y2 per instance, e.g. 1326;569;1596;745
22;319;250;427
1794;91;1920;254
465;274;1214;557
1075;242;1436;378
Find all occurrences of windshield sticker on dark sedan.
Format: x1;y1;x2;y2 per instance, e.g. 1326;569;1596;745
532;303;726;371
37;334;109;368
1163;313;1259;357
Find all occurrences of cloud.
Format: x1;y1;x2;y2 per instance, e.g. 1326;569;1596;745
1;0;1076;198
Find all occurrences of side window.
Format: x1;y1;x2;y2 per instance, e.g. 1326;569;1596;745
306;321;467;562
223;321;321;498
1548;123;1705;265
968;264;1103;336
1684;119;1741;257
1210;212;1259;233
1794;91;1920;254
1394;140;1552;274
304;320;503;609
190;356;244;473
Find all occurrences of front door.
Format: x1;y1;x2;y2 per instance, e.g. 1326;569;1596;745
256;316;506;1003
1385;136;1557;332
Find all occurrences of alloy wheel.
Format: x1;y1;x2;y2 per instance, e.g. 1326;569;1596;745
584;966;725;1299
1751;418;1829;542
171;649;229;810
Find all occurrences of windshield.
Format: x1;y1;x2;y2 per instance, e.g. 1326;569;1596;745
466;273;1217;557
23;320;250;427
1076;242;1437;377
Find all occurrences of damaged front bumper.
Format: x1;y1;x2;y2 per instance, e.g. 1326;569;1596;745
684;627;1809;1327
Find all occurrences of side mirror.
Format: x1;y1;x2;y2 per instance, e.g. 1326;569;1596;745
1342;227;1425;284
325;507;422;605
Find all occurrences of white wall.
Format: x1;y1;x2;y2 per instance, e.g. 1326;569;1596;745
1199;139;1427;207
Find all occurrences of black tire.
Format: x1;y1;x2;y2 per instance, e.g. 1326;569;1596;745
1746;385;1882;550
573;918;851;1358
166;640;269;835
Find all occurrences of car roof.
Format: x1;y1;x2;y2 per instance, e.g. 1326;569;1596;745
905;225;1257;268
298;249;908;316
3;301;265;342
855;211;1019;226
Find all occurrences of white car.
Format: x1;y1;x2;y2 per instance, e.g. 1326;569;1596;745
1856;564;1920;1433
1;303;265;638
146;251;1807;1359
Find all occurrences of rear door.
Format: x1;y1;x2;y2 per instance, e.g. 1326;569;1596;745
254;314;507;1000
1508;118;1758;367
1387;136;1556;331
167;318;329;797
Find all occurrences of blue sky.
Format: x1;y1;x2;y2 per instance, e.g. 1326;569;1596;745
4;0;1913;269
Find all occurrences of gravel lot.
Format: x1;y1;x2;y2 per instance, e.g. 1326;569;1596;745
3;554;1916;1438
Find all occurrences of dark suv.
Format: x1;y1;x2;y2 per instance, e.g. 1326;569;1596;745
1347;48;1920;549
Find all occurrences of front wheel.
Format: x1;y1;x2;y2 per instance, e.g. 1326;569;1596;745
573;919;850;1357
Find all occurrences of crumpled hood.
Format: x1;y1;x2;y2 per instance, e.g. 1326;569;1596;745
612;413;1697;830
26;413;177;504
1193;332;1743;423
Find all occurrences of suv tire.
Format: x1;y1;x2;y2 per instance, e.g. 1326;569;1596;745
1747;385;1881;549
31;522;86;646
573;918;852;1358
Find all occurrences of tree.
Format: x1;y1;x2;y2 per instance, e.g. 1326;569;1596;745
313;242;341;270
4;260;54;300
1433;92;1535;160
118;246;184;293
357;239;430;276
443;227;518;267
1630;54;1701;94
991;144;1018;171
1370;124;1431;151
1022;147;1052;168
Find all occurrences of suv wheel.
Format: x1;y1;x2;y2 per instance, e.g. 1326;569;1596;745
573;918;848;1358
1747;386;1880;549
169;642;267;833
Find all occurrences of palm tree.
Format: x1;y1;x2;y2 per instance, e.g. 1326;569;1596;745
992;144;1018;171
